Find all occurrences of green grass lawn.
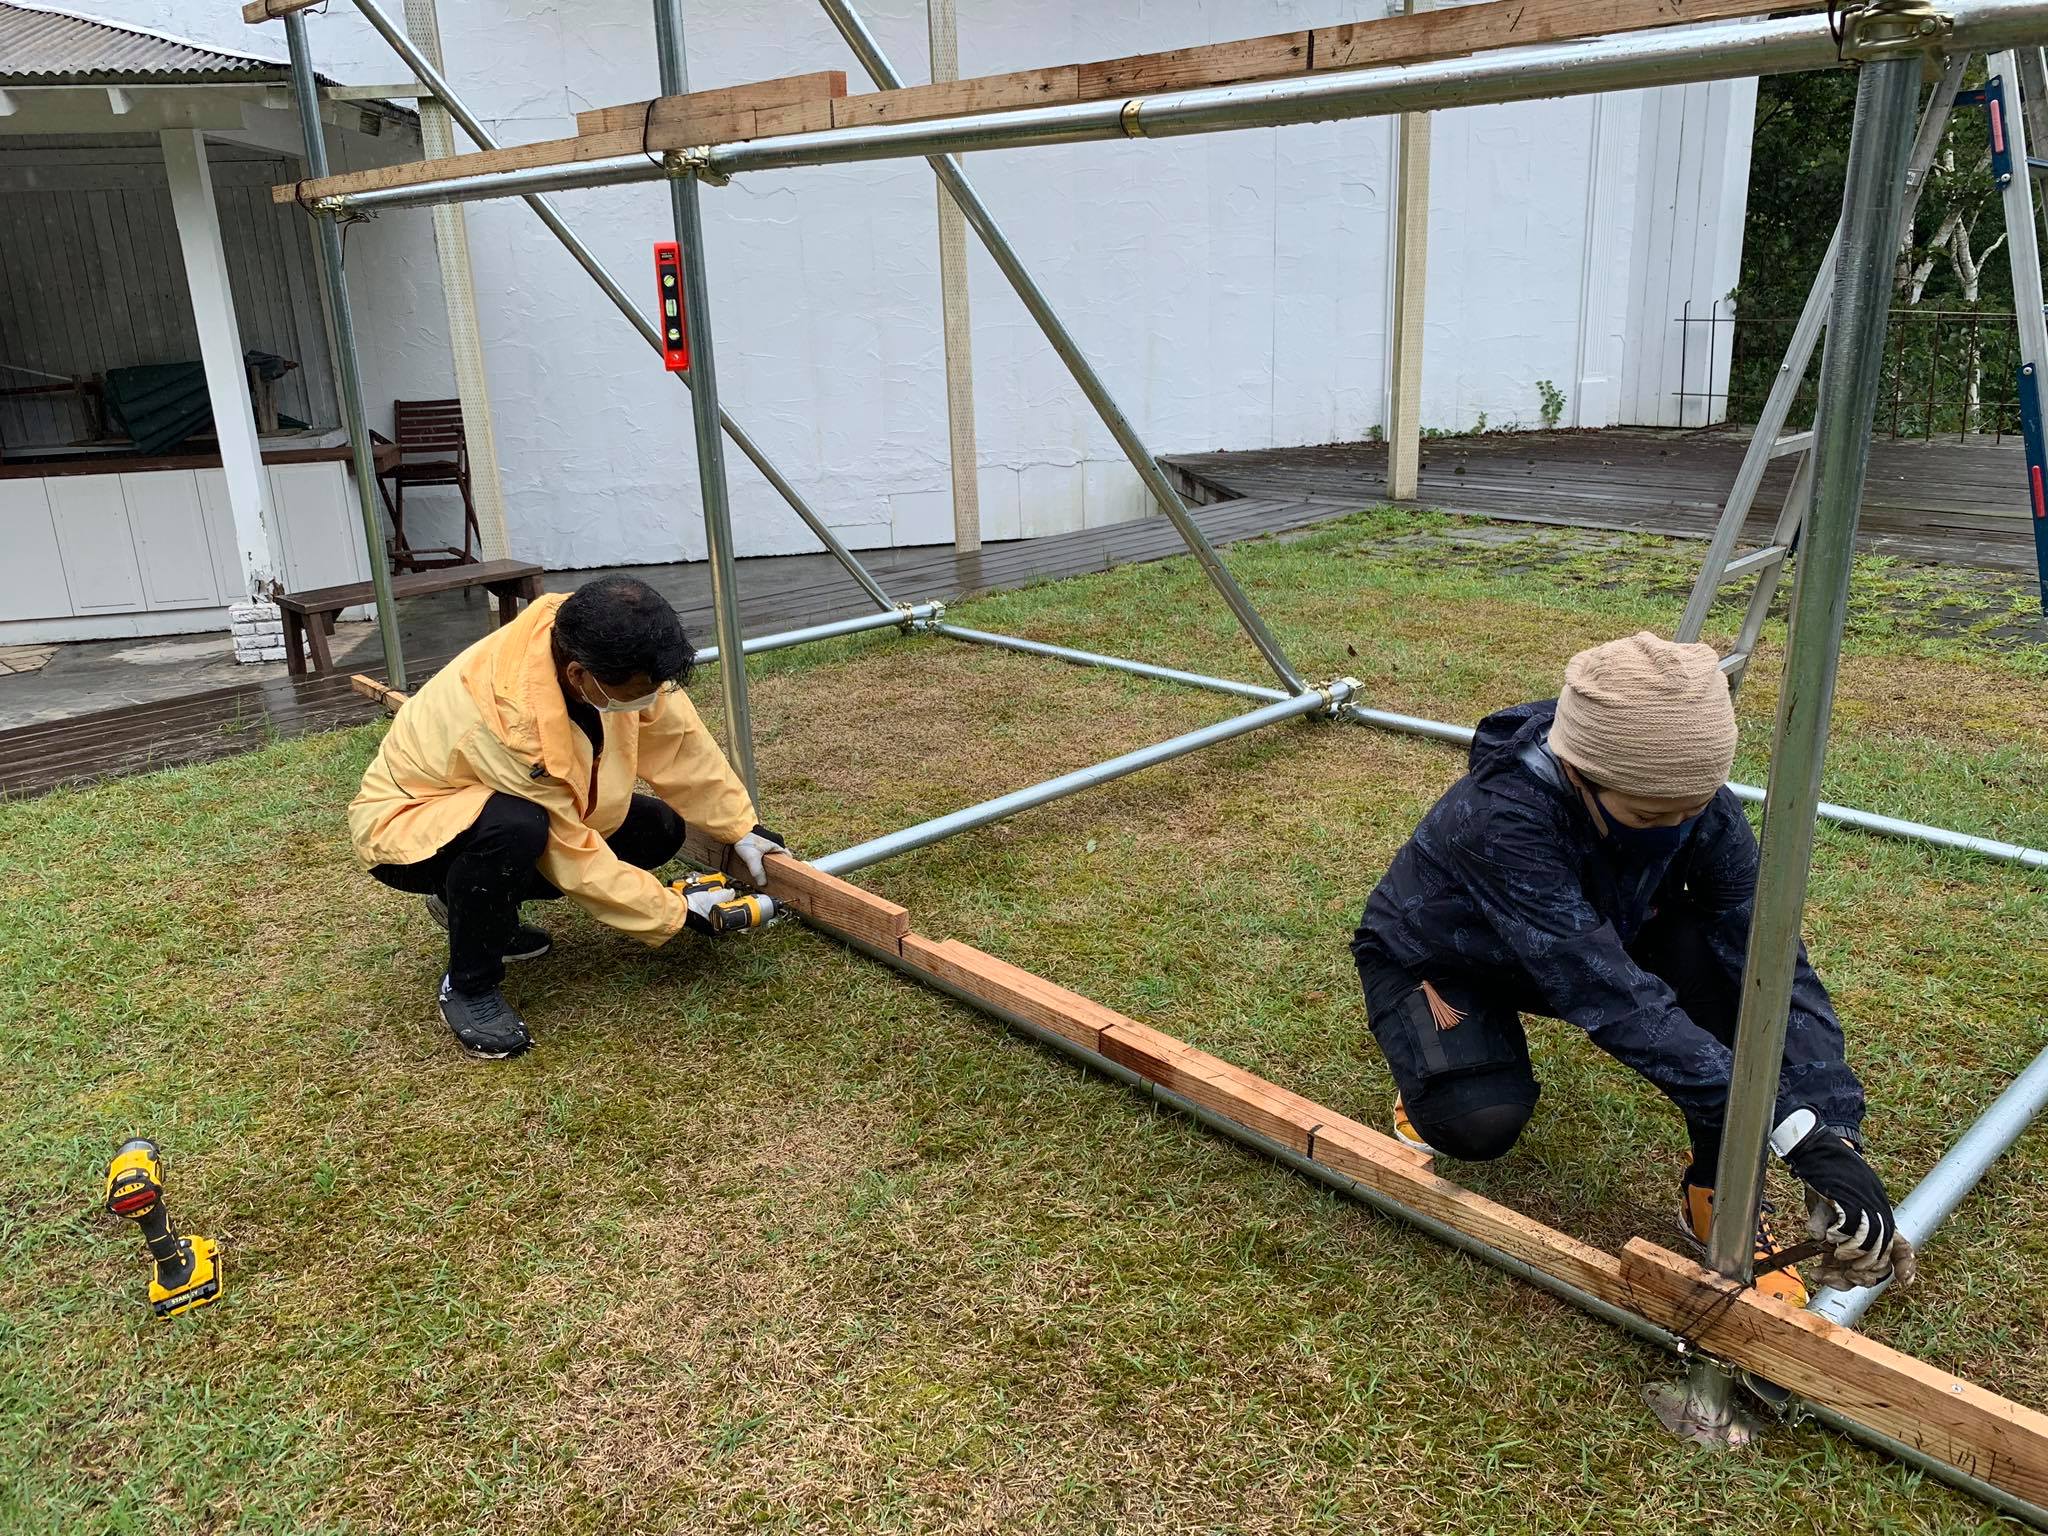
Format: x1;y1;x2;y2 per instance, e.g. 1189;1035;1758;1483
3;510;2044;1534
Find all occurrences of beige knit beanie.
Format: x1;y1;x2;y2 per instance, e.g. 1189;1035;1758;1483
1547;632;1736;800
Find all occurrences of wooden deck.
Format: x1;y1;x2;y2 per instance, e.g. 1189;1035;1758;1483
1163;428;2042;573
0;493;1349;800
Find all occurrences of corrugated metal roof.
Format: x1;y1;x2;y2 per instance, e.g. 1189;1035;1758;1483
0;1;297;84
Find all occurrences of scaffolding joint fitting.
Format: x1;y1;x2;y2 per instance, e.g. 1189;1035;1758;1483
898;600;945;632
663;146;730;187
1837;0;1952;60
1316;677;1363;717
1119;99;1148;138
311;194;350;217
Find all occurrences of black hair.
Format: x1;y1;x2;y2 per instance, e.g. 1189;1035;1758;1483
551;576;695;687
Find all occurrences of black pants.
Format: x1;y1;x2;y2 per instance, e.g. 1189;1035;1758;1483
1355;901;1739;1175
371;792;684;995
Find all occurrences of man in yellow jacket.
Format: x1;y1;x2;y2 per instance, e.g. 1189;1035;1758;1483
350;576;783;1058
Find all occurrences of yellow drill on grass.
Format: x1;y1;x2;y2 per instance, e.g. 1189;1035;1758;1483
104;1139;221;1318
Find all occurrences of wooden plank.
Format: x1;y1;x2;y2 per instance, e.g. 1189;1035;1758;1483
349;673;406;714
675;825;909;953
575;70;848;137
1309;0;1818;70
755;856;910;953
1074;30;1308;95
242;0;322;21
1312;1123;1628;1303
889;934;1431;1170
274;97;839;206
831;65;1079;130
1098;1018;1323;1157
285;0;1813;208
274;125;648;205
899;935;1124;1050
1621;1240;2048;1504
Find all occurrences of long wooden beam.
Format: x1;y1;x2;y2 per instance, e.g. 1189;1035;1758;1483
741;848;2047;1510
272;71;847;205
242;0;322;21
274;0;1818;206
341;688;2046;1510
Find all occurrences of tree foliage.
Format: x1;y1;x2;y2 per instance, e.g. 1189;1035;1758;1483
1729;65;2022;434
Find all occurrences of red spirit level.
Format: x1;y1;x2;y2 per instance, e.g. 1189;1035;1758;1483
654;242;688;372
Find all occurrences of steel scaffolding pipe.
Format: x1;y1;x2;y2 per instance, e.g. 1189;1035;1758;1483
819;0;1308;697
813;679;1354;876
330;1;2048;212
693;603;939;665
341;0;898;617
933;623;1286;702
1811;1043;2048;1327
930;624;2048;867
653;0;757;798
1671;51;1926;1445
283;13;407;690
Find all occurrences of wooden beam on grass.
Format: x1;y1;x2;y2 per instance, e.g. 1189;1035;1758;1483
810;897;2048;1507
893;932;1430;1170
276;0;1819;207
901;934;1138;1052
309;741;2048;1504
678;825;910;954
1621;1240;2048;1502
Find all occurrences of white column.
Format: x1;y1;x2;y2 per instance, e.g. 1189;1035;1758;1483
161;127;283;597
929;0;981;552
405;0;510;560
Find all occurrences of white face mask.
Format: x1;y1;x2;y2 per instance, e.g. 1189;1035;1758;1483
577;674;664;714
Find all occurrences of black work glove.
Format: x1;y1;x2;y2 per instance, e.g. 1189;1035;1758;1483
1772;1109;1911;1290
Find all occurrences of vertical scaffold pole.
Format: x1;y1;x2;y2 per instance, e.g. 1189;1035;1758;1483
283;12;407;690
1652;50;1923;1446
651;0;757;799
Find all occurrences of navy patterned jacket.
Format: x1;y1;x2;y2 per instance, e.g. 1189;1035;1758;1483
1353;700;1864;1139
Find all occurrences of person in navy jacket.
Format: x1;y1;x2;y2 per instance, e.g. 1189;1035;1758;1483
1352;632;1908;1303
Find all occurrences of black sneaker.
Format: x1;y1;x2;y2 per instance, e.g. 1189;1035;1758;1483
424;895;552;962
437;974;532;1059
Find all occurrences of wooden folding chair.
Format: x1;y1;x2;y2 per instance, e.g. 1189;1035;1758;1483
376;398;481;571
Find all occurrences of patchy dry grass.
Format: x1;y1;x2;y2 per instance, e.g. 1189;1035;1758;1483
2;510;2044;1533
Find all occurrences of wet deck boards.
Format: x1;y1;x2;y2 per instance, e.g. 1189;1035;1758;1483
1163;429;2040;573
0;494;1350;801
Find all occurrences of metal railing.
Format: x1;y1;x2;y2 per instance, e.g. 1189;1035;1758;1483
1702;303;2027;439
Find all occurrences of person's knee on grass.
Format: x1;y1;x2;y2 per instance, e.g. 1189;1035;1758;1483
351;575;788;1060
1349;631;1907;1302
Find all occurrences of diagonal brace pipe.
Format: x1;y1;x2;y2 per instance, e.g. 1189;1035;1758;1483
816;0;1308;695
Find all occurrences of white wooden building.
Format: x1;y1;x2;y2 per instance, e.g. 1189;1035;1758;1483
2;0;1756;643
0;1;450;643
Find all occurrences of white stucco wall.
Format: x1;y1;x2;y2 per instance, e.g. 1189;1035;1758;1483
87;0;1755;566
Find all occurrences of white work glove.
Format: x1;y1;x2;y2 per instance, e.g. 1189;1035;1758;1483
729;828;787;886
680;882;733;930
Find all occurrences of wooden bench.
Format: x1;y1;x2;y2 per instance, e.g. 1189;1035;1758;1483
275;558;543;675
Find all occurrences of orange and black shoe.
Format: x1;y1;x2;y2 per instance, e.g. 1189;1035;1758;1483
1678;1179;1809;1307
1392;1095;1438;1156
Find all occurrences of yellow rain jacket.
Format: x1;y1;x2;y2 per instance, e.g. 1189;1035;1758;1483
348;592;757;944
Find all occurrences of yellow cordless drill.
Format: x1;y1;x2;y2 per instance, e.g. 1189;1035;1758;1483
673;870;776;933
104;1139;221;1318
